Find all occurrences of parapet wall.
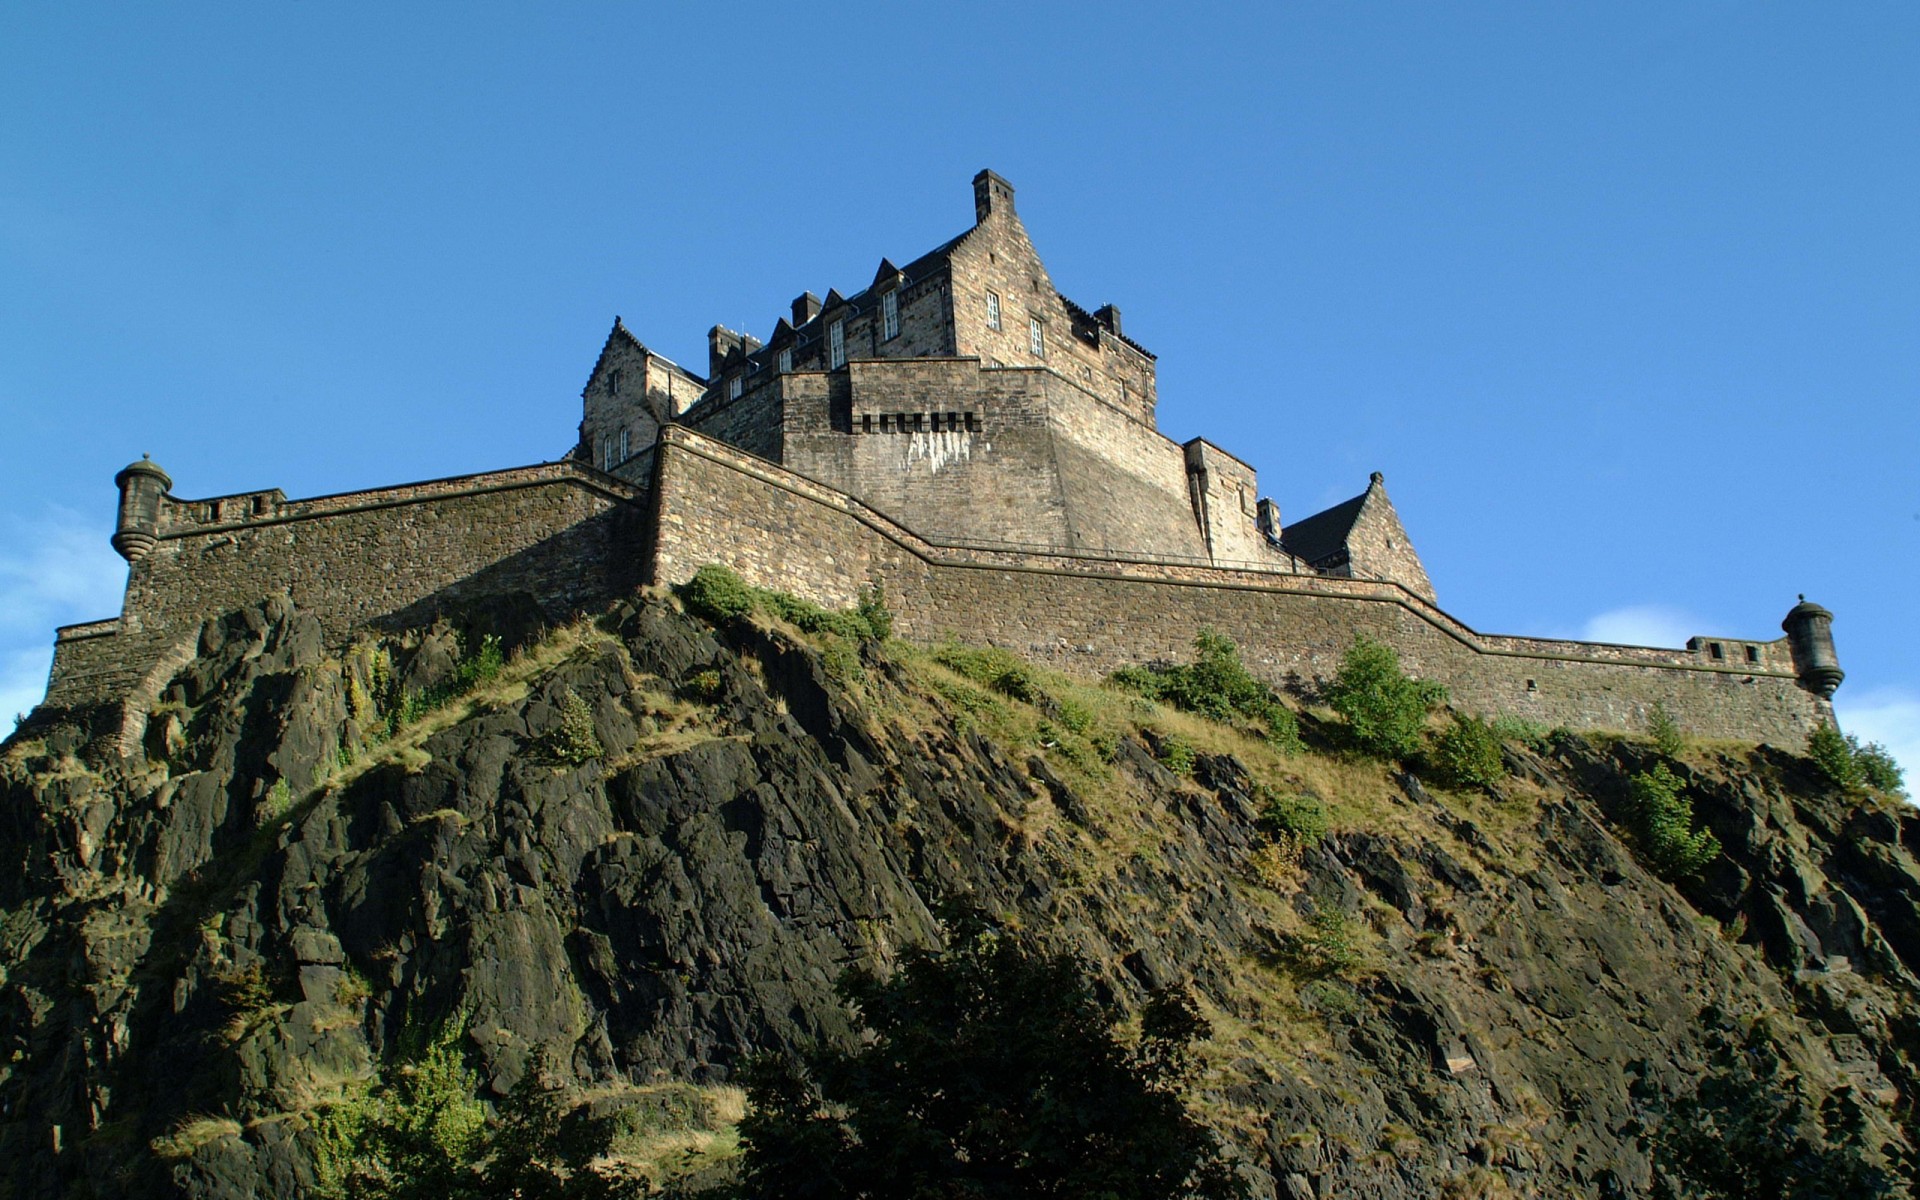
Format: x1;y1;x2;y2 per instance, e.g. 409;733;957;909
646;427;1829;745
46;462;647;711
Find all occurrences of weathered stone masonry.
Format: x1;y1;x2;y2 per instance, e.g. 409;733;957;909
35;169;1844;750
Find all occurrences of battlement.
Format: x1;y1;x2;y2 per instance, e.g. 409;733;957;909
31;171;1843;753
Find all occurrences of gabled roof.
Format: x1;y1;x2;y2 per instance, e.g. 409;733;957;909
580;316;650;398
1278;488;1370;566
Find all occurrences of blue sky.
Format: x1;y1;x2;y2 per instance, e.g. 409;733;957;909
3;2;1916;778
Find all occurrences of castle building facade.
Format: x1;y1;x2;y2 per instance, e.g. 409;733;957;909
40;172;1842;750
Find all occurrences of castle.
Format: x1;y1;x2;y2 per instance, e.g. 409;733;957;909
41;171;1844;747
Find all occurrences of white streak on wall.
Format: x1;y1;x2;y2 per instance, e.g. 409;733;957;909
905;430;973;474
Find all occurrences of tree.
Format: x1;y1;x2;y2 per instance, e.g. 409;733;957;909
1323;636;1445;760
733;910;1245;1200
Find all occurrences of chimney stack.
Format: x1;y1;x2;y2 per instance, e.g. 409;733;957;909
791;292;822;326
972;169;1016;222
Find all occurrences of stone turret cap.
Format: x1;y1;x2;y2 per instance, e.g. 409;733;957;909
1783;595;1833;627
115;454;171;492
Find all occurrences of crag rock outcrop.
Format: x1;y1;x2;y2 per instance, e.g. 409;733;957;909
2;594;1915;1198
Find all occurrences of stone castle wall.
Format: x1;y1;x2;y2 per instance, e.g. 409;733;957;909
45;463;647;711
39;430;1825;749
645;426;1828;745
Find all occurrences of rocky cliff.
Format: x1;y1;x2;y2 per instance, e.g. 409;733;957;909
2;592;1916;1198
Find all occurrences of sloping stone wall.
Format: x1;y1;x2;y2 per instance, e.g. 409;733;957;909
646;427;1828;745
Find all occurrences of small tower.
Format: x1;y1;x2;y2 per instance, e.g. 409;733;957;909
1782;595;1844;698
112;455;170;562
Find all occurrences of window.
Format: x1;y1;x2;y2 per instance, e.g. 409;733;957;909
881;291;900;341
619;428;629;462
1746;645;1761;664
608;369;622;396
985;290;1001;330
728;375;744;400
829;319;846;368
1029;316;1045;358
602;437;616;472
777;347;792;373
1709;642;1725;661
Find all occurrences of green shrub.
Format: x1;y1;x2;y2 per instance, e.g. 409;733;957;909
1647;701;1685;758
1430;714;1506;791
1108;629;1301;753
855;581;894;642
1855;741;1906;796
1324;636;1446;760
310;1023;490;1200
1489;714;1551;751
1259;788;1329;846
935;642;1041;703
1807;723;1863;790
1807;723;1906;797
1156;733;1195;777
680;668;724;704
1284;898;1360;978
1627;763;1720;879
264;778;294;820
548;690;603;765
452;634;504;691
679;563;756;624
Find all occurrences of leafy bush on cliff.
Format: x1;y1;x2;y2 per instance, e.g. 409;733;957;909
1323;635;1446;760
733;910;1245;1200
1808;723;1907;797
678;563;891;644
1627;763;1720;879
1646;701;1686;759
312;1030;631;1200
1429;714;1507;791
1259;787;1329;847
1110;629;1302;752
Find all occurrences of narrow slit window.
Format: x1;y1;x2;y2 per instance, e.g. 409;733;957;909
862;413;873;433
619;428;629;462
965;412;979;431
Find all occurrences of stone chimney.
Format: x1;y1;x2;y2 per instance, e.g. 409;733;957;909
791;292;822;326
973;169;1016;222
1094;304;1123;338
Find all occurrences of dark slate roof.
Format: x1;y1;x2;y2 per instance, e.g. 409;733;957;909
1279;489;1369;565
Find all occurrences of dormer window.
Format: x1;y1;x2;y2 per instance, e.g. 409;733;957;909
829;319;846;369
777;347;792;373
881;291;900;341
1029;316;1045;358
728;375;744;400
986;290;1001;331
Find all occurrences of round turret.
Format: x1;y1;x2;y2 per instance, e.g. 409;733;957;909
1781;595;1844;698
112;455;172;562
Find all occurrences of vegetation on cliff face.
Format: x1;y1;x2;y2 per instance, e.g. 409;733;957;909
2;585;1918;1199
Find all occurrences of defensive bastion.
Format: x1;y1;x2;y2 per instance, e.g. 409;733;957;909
37;171;1843;750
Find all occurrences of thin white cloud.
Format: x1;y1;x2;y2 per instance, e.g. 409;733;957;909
0;507;126;721
1836;688;1920;797
1578;605;1705;649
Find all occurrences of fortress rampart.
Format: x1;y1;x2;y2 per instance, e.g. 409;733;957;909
30;170;1843;750
47;462;646;719
646;426;1826;744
